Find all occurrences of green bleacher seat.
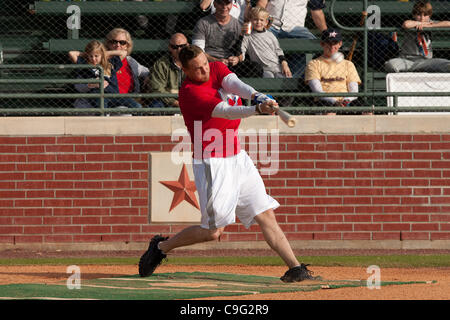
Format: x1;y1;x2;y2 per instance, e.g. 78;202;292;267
43;39;169;53
29;1;450;17
366;72;388;91
30;1;196;15
42;38;325;54
326;1;450;16
241;78;301;92
0;36;47;64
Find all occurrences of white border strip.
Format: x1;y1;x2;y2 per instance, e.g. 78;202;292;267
1;115;450;136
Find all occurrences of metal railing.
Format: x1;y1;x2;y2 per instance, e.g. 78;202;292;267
0;64;180;115
2;63;450;115
330;0;450;104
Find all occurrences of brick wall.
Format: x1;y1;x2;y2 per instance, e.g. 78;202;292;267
0;116;449;249
0;134;176;245
259;133;450;243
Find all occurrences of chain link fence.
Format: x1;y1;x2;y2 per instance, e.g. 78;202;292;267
1;0;450;115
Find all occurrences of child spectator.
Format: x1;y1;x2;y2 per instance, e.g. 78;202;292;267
69;40;142;109
305;28;362;115
236;6;292;78
385;0;450;73
256;0;328;78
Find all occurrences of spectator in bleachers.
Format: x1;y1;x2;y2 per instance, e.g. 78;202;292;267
146;33;188;108
104;28;150;94
69;40;142;109
385;0;450;73
236;7;293;105
193;0;241;65
256;0;328;78
237;7;291;78
68;29;148;108
200;0;252;25
193;0;261;77
305;28;362;115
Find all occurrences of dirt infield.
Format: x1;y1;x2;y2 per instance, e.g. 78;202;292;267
0;264;448;300
1;248;449;299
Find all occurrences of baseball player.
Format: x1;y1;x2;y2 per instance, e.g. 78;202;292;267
139;45;318;283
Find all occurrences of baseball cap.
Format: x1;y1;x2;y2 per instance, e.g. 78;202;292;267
215;0;233;4
321;28;343;42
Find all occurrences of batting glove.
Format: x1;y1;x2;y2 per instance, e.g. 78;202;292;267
253;92;276;105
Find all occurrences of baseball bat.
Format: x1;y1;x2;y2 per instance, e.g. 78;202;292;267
277;109;296;128
346;11;368;61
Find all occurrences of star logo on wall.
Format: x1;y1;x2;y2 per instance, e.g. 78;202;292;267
159;164;200;212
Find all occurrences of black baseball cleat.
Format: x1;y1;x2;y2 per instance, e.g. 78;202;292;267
139;234;169;277
280;263;320;283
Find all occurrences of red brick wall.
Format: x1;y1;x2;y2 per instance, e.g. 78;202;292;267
1;133;449;245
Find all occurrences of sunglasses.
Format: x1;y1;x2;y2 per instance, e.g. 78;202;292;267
170;43;188;50
109;39;128;46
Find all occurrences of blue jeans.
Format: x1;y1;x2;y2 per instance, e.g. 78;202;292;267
148;100;166;108
269;26;317;78
269;26;317;39
75;97;142;109
106;97;142;108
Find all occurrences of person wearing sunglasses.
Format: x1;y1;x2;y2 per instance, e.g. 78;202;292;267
105;28;150;97
146;33;188;108
68;28;149;110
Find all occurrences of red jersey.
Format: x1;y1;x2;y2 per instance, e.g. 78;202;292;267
116;57;135;93
179;62;242;159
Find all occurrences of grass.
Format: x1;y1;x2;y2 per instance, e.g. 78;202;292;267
0;254;449;268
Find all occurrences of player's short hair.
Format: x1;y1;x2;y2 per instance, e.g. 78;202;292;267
179;45;204;68
412;0;432;17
